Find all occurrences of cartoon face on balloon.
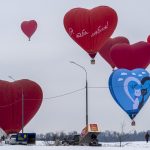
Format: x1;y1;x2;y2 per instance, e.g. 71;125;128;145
109;69;150;119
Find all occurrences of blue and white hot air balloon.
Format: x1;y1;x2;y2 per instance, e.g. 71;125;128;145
109;68;150;124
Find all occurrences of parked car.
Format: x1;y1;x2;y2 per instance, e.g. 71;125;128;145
5;133;36;145
62;134;80;145
16;133;36;145
5;134;17;145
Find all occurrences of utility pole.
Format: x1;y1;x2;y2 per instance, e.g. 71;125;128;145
70;61;88;126
8;76;24;133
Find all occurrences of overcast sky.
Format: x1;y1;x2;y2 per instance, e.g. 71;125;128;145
0;0;150;134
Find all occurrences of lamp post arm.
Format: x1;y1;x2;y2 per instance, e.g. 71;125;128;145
70;61;87;81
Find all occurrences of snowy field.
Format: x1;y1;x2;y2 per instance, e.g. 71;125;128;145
0;141;150;150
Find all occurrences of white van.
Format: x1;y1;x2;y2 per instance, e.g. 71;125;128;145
5;134;17;145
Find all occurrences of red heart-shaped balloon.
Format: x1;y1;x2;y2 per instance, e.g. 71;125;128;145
21;20;37;40
0;79;43;134
147;35;150;43
99;36;129;68
110;41;150;70
64;6;118;54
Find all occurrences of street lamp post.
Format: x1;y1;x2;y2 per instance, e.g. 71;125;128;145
8;76;24;133
70;61;88;126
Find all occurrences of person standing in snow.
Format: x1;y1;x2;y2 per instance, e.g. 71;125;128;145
145;132;150;143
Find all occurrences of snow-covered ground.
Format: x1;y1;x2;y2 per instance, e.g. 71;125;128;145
0;141;150;150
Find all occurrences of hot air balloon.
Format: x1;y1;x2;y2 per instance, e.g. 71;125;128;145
109;68;150;125
21;20;37;41
147;35;150;43
99;36;129;69
64;6;118;64
0;79;43;134
110;41;150;70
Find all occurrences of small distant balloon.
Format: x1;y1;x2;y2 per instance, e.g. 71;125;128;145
21;20;37;41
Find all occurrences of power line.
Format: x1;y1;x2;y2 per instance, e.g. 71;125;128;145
24;87;85;100
0;83;143;108
0;100;21;108
88;85;134;89
44;87;85;100
0;87;85;108
89;86;108;89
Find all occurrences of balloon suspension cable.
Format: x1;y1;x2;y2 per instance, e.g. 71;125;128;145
28;38;30;41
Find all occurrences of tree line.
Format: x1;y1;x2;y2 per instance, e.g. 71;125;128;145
36;130;149;142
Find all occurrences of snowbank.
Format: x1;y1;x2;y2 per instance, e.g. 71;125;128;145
0;141;150;150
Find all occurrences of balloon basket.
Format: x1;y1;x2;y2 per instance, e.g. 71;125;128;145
112;67;115;71
131;120;135;126
91;59;95;64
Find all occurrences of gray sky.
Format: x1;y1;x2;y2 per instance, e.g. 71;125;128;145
0;0;150;134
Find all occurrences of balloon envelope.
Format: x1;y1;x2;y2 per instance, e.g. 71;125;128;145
88;52;97;59
99;36;129;68
110;41;150;70
0;79;43;134
147;35;150;43
64;6;118;55
109;68;150;120
21;20;37;40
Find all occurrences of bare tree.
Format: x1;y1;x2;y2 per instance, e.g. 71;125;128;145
118;121;126;147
